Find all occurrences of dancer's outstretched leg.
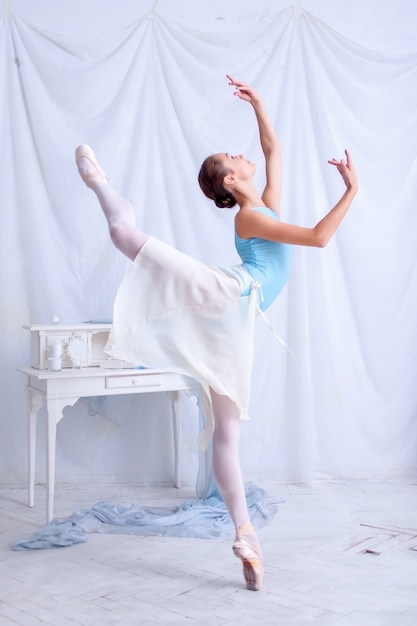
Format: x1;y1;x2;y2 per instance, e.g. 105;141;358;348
75;145;149;260
210;388;263;591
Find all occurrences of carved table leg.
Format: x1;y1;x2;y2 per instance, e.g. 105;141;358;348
27;387;44;508
45;396;78;522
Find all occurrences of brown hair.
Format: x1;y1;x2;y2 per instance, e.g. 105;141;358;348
198;155;236;209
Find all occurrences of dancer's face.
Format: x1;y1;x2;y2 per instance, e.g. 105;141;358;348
216;153;256;181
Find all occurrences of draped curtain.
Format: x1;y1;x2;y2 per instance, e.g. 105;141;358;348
1;0;416;487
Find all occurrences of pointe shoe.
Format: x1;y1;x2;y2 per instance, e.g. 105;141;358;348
75;144;108;188
232;534;264;591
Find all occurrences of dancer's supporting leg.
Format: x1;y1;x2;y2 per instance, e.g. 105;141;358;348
75;145;149;260
210;388;263;591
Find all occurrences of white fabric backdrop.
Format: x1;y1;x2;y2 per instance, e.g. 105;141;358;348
1;0;417;488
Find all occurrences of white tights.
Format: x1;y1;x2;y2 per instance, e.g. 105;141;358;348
91;180;255;539
210;389;253;533
93;181;149;260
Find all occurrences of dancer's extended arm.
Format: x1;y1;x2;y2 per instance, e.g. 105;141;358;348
227;75;282;216
236;149;358;247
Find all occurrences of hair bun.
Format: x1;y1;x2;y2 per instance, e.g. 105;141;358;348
215;193;236;209
198;155;237;210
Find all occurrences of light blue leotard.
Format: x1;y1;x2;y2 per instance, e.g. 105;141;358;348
235;206;292;312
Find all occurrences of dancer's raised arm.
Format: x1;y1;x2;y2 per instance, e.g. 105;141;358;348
199;77;358;249
235;149;358;247
227;75;282;215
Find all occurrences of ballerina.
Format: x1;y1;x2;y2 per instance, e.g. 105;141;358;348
75;75;357;591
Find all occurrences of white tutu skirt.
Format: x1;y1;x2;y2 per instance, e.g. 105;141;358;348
105;237;258;448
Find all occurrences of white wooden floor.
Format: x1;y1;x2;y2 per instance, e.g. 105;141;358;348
1;478;417;625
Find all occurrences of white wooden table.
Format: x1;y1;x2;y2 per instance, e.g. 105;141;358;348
18;366;199;521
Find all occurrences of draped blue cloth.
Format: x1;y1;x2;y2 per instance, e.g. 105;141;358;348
13;482;281;550
14;396;283;550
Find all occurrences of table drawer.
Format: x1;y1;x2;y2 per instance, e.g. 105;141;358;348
105;373;163;389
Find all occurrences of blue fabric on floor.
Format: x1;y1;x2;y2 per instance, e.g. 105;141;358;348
14;391;283;550
13;482;282;550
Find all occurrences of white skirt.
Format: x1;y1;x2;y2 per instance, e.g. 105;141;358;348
105;237;258;448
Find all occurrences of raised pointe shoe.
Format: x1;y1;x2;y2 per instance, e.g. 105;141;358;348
232;532;264;591
75;144;108;188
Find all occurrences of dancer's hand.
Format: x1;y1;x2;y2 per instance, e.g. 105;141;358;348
328;150;358;193
226;75;261;105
